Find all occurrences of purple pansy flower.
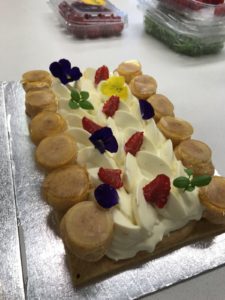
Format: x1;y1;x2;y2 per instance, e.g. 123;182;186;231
49;59;82;84
139;99;155;120
94;184;119;209
89;127;118;154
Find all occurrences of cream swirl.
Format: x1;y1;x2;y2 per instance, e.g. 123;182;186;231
52;70;203;261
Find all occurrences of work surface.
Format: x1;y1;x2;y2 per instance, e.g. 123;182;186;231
0;0;225;299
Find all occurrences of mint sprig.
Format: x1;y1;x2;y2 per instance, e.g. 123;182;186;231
69;90;94;110
173;168;212;192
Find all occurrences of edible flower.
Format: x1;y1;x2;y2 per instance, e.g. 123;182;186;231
143;174;171;208
49;59;82;84
173;168;212;192
69;90;94;110
139;99;155;120
94;184;119;209
89;127;118;154
100;76;128;100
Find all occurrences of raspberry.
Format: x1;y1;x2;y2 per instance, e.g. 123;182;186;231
95;65;109;85
143;174;171;208
102;96;120;117
124;132;144;156
98;167;123;189
214;3;225;16
82;117;102;134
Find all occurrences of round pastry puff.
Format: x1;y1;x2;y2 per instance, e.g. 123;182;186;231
157;116;193;147
60;201;114;262
147;94;175;122
25;89;57;118
35;133;77;171
199;176;225;224
22;70;52;92
129;74;157;100
116;60;142;83
174;139;215;176
29;111;67;145
42;164;90;212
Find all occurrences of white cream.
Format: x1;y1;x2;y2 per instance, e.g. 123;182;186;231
52;71;203;261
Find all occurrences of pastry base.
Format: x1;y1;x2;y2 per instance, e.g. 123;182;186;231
65;219;225;286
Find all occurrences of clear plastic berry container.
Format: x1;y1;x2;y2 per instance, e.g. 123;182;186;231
50;0;127;39
138;0;225;56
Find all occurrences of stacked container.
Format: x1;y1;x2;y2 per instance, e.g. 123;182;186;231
138;0;225;56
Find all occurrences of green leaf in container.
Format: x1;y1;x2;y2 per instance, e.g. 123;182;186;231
69;99;79;109
173;177;190;189
191;175;212;187
79;100;94;110
71;90;80;102
80;91;89;101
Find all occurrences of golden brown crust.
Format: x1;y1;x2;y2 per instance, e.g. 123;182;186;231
147;94;175;122
129;75;157;99
174;139;214;176
29;111;67;145
35;134;77;170
25;89;57;118
60;201;114;262
116;60;142;83
157;116;193;147
22;70;52;92
199;176;225;224
42;164;90;212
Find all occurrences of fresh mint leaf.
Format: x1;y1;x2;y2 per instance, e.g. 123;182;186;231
80;91;89;101
71;90;80;102
185;186;195;192
184;168;193;177
79;100;94;110
191;175;212;187
173;177;190;189
69;99;79;109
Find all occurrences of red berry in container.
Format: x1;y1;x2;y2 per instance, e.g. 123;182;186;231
214;3;225;16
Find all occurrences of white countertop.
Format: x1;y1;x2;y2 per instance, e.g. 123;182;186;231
1;0;225;299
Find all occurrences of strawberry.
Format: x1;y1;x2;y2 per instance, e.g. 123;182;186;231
214;3;225;16
102;96;120;117
82;117;102;134
95;65;109;85
98;167;123;189
124;132;144;156
143;174;171;208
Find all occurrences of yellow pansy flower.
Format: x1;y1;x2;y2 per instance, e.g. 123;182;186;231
100;76;129;100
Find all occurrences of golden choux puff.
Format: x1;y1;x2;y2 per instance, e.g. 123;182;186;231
174;139;214;176
129;74;157;100
199;176;225;225
25;89;57;118
60;201;114;262
29;111;67;145
147;94;175;122
35;134;77;170
42;164;90;212
157;116;193;147
116;60;142;83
